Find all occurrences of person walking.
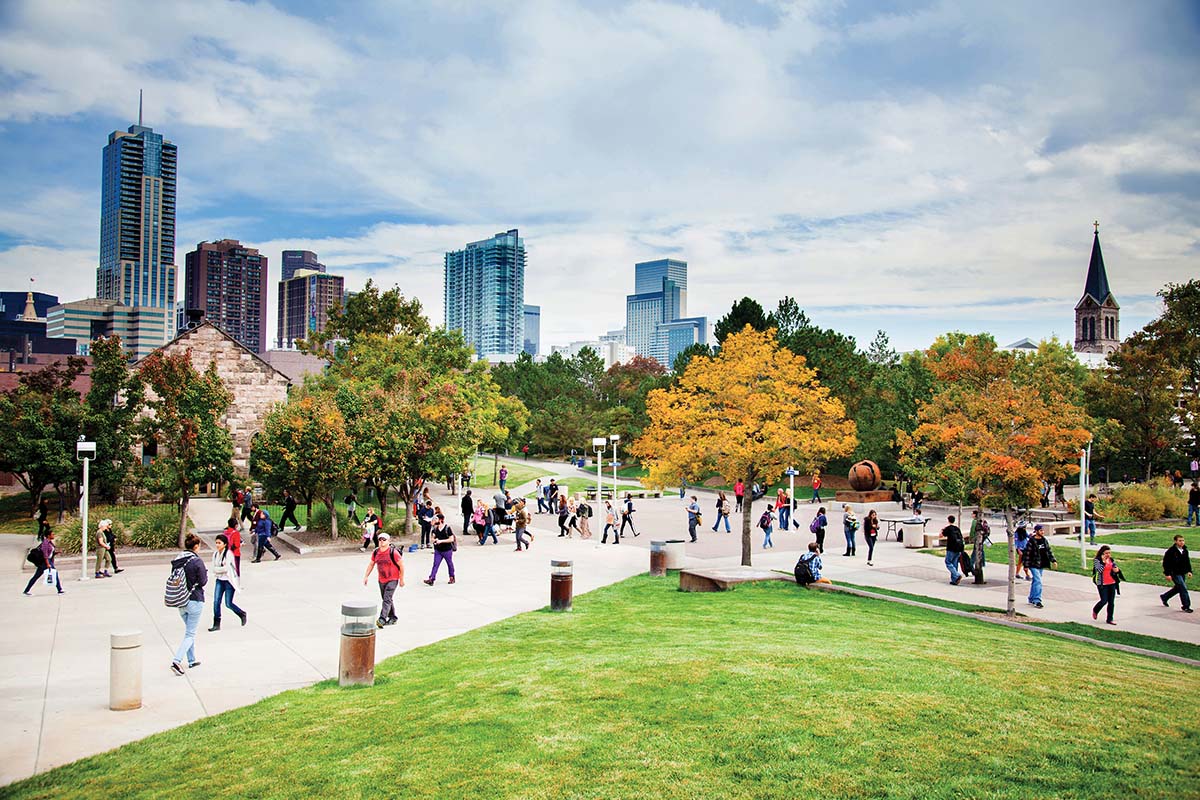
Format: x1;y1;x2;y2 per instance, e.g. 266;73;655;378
208;533;246;631
1091;545;1122;625
602;500;619;544
557;494;571;538
686;496;701;543
734;479;745;513
481;501;500;545
419;500;436;549
498;465;508;491
35;497;50;540
1186;481;1200;527
460;490;473;544
1160;534;1193;613
240;487;254;529
170;533;207;675
759;505;775;548
223;517;243;576
811;507;828;552
364;532;404;627
620;493;639;537
712;491;732;533
863;510;879;566
251;505;281;562
842;505;858;557
423;515;456;585
345;491;361;525
514;500;533;551
1191;458;1199;481
811;471;823;503
1084;493;1103;545
1024;524;1056;608
776;489;790;531
577;495;593;539
360;508;380;550
942;516;965;585
472;501;488;545
279;490;301;531
94;518;115;578
534;479;548;514
1014;524;1032;581
1053;477;1066;508
23;530;63;595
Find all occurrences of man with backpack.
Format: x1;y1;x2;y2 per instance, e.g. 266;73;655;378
794;542;832;586
251;505;281;562
942;515;965;585
1024;524;1057;608
363;532;404;628
620;493;638;538
167;533;207;675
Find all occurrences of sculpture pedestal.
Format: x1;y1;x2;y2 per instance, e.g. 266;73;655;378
835;490;894;504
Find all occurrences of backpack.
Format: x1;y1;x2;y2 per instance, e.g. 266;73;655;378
164;556;193;608
794;554;816;585
758;510;772;530
26;545;44;567
809;515;822;534
720;499;731;515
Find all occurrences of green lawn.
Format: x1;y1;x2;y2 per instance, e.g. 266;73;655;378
7;577;1198;799
524;477;646;500
1098;527;1197;549
836;581;1200;661
923;543;1170;587
469;462;555;491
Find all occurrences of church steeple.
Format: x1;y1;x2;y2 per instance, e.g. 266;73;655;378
1074;221;1120;355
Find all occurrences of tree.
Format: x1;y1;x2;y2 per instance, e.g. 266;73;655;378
1141;280;1200;453
0;358;87;514
138;351;235;547
713;297;769;345
671;343;712;376
302;278;428;352
252;392;352;538
83;335;144;503
853;333;931;473
898;336;1091;612
633;326;857;566
770;296;871;421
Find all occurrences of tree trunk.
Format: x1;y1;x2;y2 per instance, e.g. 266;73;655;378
493;452;499;486
740;468;755;566
324;496;338;540
400;479;415;537
178;492;190;549
1004;507;1017;617
972;505;985;584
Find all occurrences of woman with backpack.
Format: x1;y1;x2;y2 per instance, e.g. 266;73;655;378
557;494;572;538
842;504;858;557
810;507;828;552
169;533;207;675
364;532;404;627
602;500;619;544
23;529;63;595
759;505;776;548
1091;545;1123;625
208;533;246;631
863;510;879;566
712;491;732;533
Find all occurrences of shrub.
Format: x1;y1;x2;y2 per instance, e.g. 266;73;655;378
1109;483;1187;521
308;505;332;533
384;516;408;538
50;518;83;554
129;506;186;550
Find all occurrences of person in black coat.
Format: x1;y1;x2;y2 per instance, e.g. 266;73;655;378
1161;535;1193;612
460;490;474;542
279;490;301;531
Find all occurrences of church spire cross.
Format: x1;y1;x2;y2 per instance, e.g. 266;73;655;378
1094;220;1099;234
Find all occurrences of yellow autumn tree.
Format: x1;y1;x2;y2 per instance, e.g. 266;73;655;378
632;326;857;566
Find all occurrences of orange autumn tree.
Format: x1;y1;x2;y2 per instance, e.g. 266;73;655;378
632;326;857;566
897;334;1092;615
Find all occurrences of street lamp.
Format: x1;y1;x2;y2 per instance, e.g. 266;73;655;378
76;436;96;582
609;434;620;501
592;437;606;503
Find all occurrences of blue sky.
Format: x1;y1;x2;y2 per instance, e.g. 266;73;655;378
0;0;1196;352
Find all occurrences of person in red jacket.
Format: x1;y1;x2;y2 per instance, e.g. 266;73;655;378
363;533;404;628
223;517;242;576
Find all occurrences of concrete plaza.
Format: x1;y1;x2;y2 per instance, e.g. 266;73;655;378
2;477;1196;787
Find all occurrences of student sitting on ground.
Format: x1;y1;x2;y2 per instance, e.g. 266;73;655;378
794;542;832;586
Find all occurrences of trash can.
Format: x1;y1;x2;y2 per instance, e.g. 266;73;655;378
550;560;573;611
109;630;142;711
649;541;667;576
663;539;686;570
902;521;926;549
339;599;377;687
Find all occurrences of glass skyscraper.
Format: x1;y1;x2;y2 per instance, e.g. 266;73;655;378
523;304;541;356
281;250;324;282
97;122;177;348
624;258;705;367
444;229;526;358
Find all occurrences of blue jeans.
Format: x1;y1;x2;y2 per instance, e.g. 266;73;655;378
712;513;730;532
779;506;790;530
515;527;530;549
1187;504;1198;526
762;526;773;548
1029;568;1044;604
174;599;203;665
811;489;821;502
1085;519;1096;544
537;496;549;513
499;479;506;491
945;551;961;582
688;519;698;542
844;528;856;554
1163;574;1192;610
213;580;244;622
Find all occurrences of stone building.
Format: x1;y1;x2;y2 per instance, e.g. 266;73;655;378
141;320;290;473
1074;223;1120;356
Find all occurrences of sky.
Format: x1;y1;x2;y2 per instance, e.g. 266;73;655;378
0;0;1196;353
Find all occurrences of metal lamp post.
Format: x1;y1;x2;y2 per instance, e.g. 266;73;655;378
1080;442;1091;569
610;434;620;500
76;436;96;581
592;437;606;502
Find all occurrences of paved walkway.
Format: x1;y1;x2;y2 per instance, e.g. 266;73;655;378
3;488;1196;786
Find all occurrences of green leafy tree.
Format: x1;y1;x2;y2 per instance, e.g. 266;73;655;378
302;279;429;352
770;296;872;421
853;333;931;473
83;335;144;503
252;392;352;538
138;351;235;547
1141;280;1200;453
713;297;770;345
671;342;712;376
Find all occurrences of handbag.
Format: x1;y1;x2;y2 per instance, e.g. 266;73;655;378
44;567;57;586
694;512;704;526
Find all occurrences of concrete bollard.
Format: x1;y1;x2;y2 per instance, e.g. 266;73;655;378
109;631;143;711
550;560;573;611
649;541;667;576
339;600;377;687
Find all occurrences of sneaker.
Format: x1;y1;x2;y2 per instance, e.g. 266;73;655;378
449;577;456;584
376;619;385;629
950;578;961;585
57;590;64;594
1185;608;1194;614
95;572;103;578
170;662;185;676
22;591;30;596
1034;602;1044;609
274;553;281;560
189;661;201;669
103;571;112;577
1161;594;1169;607
114;568;124;574
423;578;434;586
867;561;873;566
1092;610;1098;620
1105;620;1116;625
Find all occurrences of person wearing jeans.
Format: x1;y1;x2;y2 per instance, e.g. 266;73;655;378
1024;524;1056;608
1186;482;1199;527
208;533;246;631
686;496;701;543
171;533;208;675
712;492;731;533
1161;535;1193;612
776;490;790;531
842;505;858;557
863;510;879;566
1091;546;1121;624
942;516;964;585
423;515;456;585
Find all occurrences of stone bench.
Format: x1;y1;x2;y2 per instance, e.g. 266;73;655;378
679;566;795;592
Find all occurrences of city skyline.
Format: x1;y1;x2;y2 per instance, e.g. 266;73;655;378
0;2;1196;353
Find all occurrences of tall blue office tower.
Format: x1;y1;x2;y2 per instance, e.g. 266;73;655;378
444;229;526;358
96;99;177;350
624;258;705;367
